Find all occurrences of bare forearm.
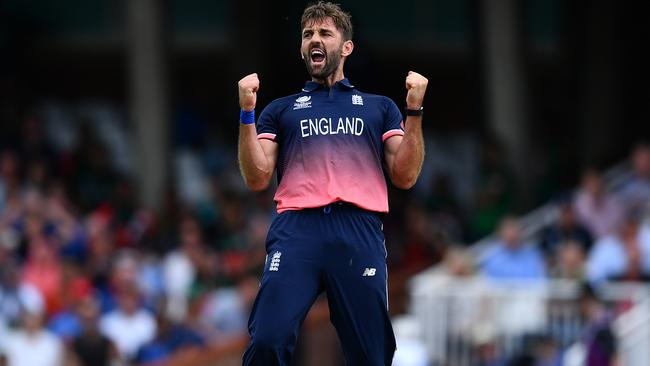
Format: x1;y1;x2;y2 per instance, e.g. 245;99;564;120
391;116;424;189
238;124;273;191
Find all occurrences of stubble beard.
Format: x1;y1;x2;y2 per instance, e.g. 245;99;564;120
304;46;343;81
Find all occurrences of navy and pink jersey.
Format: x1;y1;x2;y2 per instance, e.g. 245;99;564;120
256;78;404;213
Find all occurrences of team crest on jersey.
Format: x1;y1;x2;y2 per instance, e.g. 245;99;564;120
293;95;312;110
352;94;364;105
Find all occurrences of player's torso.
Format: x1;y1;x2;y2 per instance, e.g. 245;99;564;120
260;80;401;213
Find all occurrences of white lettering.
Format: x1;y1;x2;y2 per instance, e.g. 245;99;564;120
300;119;309;137
336;118;345;134
309;119;319;135
299;116;364;138
319;118;329;135
355;118;364;135
346;117;354;134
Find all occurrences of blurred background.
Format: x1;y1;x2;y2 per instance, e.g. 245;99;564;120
1;0;650;365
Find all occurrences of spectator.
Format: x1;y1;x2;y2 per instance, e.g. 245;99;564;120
471;325;505;366
539;197;593;258
550;240;586;280
618;142;650;209
509;335;562;366
162;216;203;322
470;140;515;240
199;286;248;344
47;260;92;342
44;182;87;263
441;246;476;278
479;217;547;280
610;238;650;282
574;168;624;239
0;259;45;329
573;284;618;366
99;284;156;361
21;233;63;316
71;296;117;366
84;211;117;310
425;174;465;242
586;208;650;284
134;305;205;365
394;203;447;276
0;309;64;366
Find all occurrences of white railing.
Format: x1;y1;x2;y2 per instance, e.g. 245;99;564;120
409;275;650;365
614;295;650;366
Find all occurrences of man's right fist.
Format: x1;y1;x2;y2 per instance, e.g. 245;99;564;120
238;73;259;111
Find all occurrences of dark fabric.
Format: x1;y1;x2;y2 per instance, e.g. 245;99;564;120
243;202;396;365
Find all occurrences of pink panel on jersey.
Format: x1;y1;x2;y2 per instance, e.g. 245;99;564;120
274;137;389;213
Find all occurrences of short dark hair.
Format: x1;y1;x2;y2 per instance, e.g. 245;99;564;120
301;2;353;41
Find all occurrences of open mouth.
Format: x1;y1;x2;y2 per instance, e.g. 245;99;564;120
310;48;325;64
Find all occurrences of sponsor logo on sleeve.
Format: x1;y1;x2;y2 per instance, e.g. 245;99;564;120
269;251;282;271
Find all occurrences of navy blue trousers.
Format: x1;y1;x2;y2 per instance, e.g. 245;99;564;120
243;202;396;365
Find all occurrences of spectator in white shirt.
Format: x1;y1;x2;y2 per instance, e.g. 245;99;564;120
163;217;204;323
586;208;650;284
0;310;64;366
99;285;156;361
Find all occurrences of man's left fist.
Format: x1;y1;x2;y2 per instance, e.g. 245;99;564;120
405;71;428;110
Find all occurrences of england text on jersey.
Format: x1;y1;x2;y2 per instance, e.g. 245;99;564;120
300;117;364;137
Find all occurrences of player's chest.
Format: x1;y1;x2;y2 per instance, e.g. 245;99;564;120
278;95;383;140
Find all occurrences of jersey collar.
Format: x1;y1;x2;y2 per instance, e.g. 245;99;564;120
302;78;355;92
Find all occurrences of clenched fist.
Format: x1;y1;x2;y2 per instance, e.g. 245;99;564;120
405;71;428;110
238;73;259;111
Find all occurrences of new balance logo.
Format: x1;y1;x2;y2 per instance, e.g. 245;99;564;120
269;251;282;271
352;94;363;105
362;268;376;277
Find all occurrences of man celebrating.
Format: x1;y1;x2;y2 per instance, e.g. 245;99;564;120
237;2;426;365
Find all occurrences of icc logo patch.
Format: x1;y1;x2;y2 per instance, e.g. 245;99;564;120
293;95;312;110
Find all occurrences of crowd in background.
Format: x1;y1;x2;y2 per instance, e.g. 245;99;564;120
0;107;266;365
478;143;650;286
0;101;453;365
430;144;650;366
1;100;648;365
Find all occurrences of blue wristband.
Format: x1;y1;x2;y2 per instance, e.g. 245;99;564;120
240;109;255;125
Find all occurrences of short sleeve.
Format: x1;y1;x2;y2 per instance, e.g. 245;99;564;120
382;97;405;142
256;103;279;142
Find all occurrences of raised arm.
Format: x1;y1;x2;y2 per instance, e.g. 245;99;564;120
384;71;427;189
237;73;279;192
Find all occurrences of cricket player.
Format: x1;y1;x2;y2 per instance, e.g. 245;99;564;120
237;2;427;364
